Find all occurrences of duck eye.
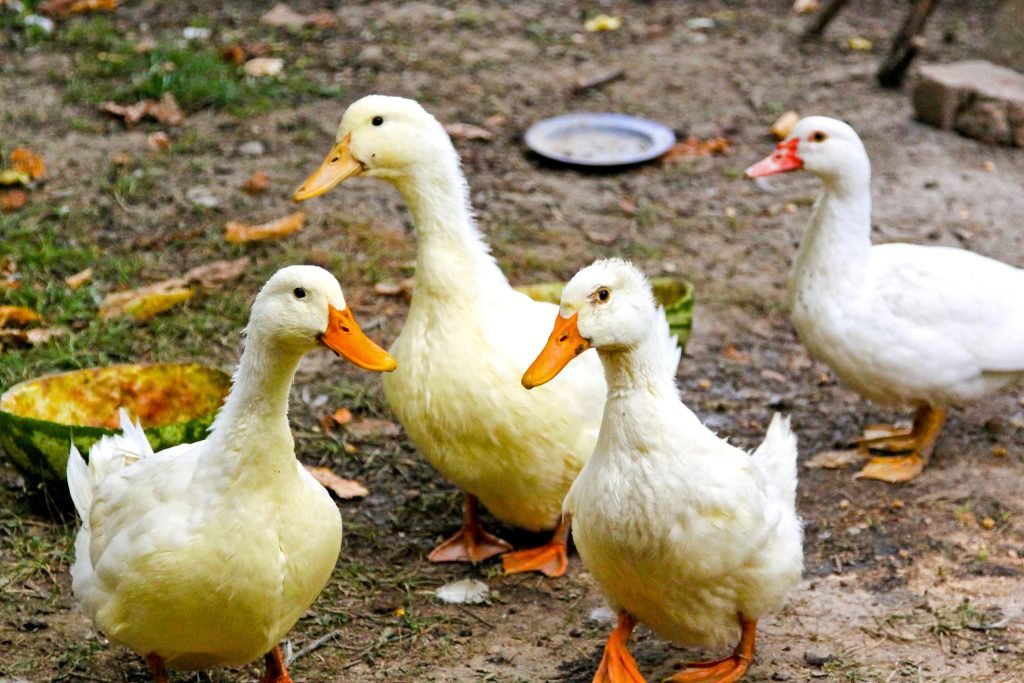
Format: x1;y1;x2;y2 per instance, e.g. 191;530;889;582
372;116;384;126
293;287;306;299
597;288;610;302
810;131;828;143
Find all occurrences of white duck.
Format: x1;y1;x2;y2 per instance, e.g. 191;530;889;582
523;259;803;683
746;116;1024;482
67;266;396;682
293;95;681;576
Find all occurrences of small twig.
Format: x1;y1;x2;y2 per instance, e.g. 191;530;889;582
458;604;495;629
572;67;625;93
289;630;340;663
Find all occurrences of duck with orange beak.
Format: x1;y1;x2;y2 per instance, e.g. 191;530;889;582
67;266;395;683
746;116;1024;483
525;258;802;683
293;95;683;577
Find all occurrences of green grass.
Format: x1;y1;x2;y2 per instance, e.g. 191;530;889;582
54;16;343;115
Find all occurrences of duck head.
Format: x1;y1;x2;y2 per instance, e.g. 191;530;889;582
745;116;870;185
292;95;454;200
522;259;657;389
250;265;397;372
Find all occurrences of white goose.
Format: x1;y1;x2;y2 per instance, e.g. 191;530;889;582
523;258;802;683
747;116;1024;482
293;95;681;576
68;266;396;682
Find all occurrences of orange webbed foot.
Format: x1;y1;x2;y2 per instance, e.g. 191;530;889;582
855;453;925;482
502;541;568;577
428;526;512;564
665;656;750;682
593;611;646;683
258;645;294;683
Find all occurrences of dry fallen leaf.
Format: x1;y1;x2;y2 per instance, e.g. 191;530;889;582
0;327;65;349
661;136;731;164
721;343;752;363
65;267;94;289
804;449;865;470
241;171;270;195
444;122;494;141
147;131;172;150
0;169;31;186
771;111;801;140
318;406;354;434
346;417;402;441
0;190;28;212
41;0;116;18
183;257;250;287
0;305;41;327
584;14;621;32
221;44;246;65
261;2;307;28
304;465;369;499
792;0;819;14
225;211;305;243
100;92;183;127
244;57;284;78
847;36;873;51
10;148;45;180
99;279;193;321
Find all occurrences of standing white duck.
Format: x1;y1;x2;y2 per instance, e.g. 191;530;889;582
522;259;802;683
67;265;396;682
746;116;1024;482
293;95;681;576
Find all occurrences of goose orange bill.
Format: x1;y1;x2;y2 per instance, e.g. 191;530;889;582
293;133;364;201
522;312;589;389
745;137;802;178
321;304;397;372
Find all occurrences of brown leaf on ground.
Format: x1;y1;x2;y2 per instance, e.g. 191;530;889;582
99;279;193;321
183;257;250;288
804;449;865;470
0;327;65;349
304;465;369;499
444;122;494;141
147;131;171;151
0;190;28;212
10;148;45;180
244;57;284;78
241;171;270;195
661;136;731;164
346;417;402;441
261;2;307;28
306;10;337;28
41;0;116;18
722;343;752;363
0;305;41;328
100;93;184;127
319;407;354;434
221;45;246;65
225;211;305;243
65;267;94;289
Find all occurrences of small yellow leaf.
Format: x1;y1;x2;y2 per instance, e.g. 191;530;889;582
100;279;193;321
584;14;621;32
0;305;41;328
65;267;94;289
847;36;873;51
10;148;45;180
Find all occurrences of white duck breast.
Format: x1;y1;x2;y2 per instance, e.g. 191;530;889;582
67;266;396;679
523;258;802;682
747;116;1024;483
294;95;682;577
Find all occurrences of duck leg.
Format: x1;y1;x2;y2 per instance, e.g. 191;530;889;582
856;406;948;483
428;494;512;564
502;513;571;577
593;611;646;683
666;617;756;683
145;654;168;683
258;645;294;683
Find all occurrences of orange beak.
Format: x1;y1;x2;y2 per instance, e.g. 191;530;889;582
745;138;803;178
320;304;397;372
292;133;364;201
522;312;590;389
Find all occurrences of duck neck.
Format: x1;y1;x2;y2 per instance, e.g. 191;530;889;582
204;329;302;475
393;159;507;308
598;333;677;402
793;165;873;294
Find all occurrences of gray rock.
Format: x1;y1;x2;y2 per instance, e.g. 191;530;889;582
185;186;220;209
803;648;835;666
238;140;266;156
912;60;1024;147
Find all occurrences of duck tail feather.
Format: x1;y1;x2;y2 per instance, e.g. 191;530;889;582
66;442;92;524
752;413;799;506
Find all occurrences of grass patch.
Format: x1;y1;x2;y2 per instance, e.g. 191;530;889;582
54;17;342;115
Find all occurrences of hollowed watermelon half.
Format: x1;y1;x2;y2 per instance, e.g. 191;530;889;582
0;363;230;483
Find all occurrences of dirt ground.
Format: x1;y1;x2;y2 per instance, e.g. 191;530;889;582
1;1;1023;681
